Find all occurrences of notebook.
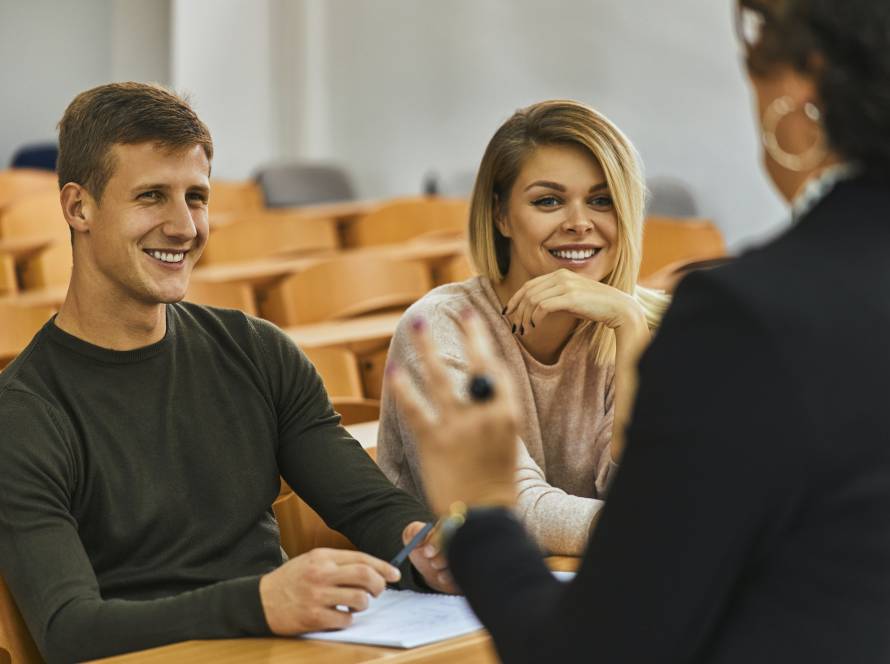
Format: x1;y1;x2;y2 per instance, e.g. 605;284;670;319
301;570;576;648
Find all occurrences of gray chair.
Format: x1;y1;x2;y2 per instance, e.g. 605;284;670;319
645;176;699;217
254;162;355;208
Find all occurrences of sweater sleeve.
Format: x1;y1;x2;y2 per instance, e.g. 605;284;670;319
514;440;603;555
250;318;433;575
0;391;269;664
378;303;605;556
447;271;804;663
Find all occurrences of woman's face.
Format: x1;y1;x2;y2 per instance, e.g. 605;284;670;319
497;143;620;285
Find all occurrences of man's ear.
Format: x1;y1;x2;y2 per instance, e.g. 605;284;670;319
60;183;93;235
493;194;511;238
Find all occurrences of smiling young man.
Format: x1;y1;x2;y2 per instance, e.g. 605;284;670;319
0;83;444;663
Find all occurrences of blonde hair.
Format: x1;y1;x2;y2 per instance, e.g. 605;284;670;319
468;99;669;364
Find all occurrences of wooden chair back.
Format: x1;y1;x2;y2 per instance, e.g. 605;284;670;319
433;252;475;286
342;197;468;248
357;347;389;400
1;190;71;291
0;255;16;296
185;280;257;316
302;347;364;398
200;213;338;265
331;397;380;425
208;179;264;216
0;169;57;217
0;576;41;664
0;190;66;241
0;303;55;366
259;255;432;327
640;216;726;280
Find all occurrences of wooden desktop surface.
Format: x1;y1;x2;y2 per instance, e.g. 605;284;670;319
192;234;468;287
91;557;579;663
284;312;402;350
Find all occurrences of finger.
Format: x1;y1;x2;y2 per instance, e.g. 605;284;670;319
522;284;568;329
322;549;401;584
410;317;459;410
387;365;436;434
307;607;354;631
322;587;372;612
402;520;427;544
328;563;389;597
504;271;559;316
511;278;568;334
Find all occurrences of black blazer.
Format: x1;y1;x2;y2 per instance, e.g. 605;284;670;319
448;174;890;664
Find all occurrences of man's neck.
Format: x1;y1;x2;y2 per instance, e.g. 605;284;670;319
55;276;167;351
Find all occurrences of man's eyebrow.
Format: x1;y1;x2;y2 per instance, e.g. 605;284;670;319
524;180;566;192
130;183;170;194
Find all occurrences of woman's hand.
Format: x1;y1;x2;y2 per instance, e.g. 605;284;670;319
387;312;521;516
504;268;645;335
404;521;459;593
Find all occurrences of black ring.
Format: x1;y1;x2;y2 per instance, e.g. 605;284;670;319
468;374;496;403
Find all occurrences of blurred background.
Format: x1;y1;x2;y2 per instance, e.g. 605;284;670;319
0;0;787;249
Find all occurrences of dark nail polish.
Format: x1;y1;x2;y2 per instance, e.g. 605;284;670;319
511;323;516;334
519;325;525;336
501;306;507;315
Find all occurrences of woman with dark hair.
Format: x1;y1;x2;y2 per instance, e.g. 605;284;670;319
388;1;890;662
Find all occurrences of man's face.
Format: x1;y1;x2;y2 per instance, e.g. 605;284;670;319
83;142;210;306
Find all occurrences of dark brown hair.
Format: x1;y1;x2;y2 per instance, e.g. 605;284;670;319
739;0;890;173
57;82;213;200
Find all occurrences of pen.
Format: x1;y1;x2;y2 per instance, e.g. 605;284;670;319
389;521;435;568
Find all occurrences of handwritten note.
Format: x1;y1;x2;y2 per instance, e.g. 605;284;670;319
302;589;482;648
302;570;576;649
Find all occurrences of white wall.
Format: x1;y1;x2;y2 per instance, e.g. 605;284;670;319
0;0;170;169
3;0;789;249
314;0;787;249
0;0;113;167
171;0;280;180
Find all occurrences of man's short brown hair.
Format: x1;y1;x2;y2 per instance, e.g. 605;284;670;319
57;82;213;201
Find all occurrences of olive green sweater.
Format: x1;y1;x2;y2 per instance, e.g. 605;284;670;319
0;303;431;663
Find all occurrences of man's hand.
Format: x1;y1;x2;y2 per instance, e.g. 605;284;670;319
403;521;459;593
259;548;401;635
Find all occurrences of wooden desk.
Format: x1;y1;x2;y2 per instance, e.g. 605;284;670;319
91;557;577;663
0;236;55;262
91;631;497;663
284;312;402;351
343;420;379;449
192;235;468;289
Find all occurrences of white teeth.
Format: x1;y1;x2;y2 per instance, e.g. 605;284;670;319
550;248;596;260
148;250;185;263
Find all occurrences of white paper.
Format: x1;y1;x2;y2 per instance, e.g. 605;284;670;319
301;570;576;649
302;589;483;648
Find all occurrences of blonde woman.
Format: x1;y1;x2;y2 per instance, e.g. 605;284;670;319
377;99;668;555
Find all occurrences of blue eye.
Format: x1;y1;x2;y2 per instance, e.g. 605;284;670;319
532;196;562;208
589;195;613;209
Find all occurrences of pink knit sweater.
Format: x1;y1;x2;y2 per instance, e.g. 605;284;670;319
377;276;618;555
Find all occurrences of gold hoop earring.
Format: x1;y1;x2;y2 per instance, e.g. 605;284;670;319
761;95;827;172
